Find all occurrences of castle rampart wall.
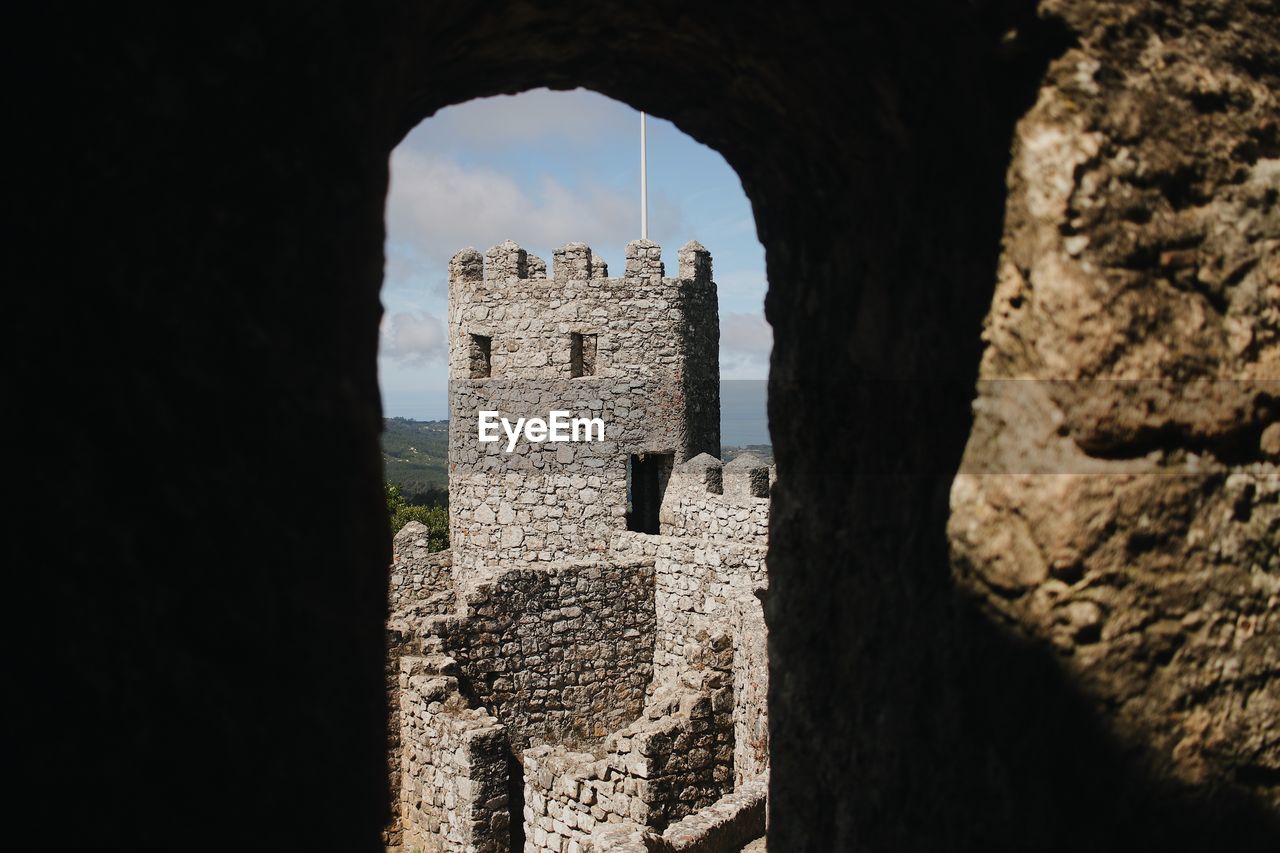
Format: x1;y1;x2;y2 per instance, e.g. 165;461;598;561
522;640;736;852
658;453;772;544
398;654;510;853
616;452;774;792
583;779;768;853
613;497;768;688
427;557;658;753
390;450;771;850
388;521;455;614
730;592;768;786
447;240;713;383
392;237;772;850
386;523;457;848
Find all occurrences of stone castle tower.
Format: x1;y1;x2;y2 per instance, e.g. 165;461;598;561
387;236;771;852
447;238;721;573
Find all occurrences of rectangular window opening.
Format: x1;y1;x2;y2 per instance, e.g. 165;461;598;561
469;334;492;379
626;452;673;535
570;332;596;378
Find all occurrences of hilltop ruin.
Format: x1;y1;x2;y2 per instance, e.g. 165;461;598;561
387;239;770;852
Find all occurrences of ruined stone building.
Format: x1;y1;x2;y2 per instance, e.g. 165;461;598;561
19;4;1280;851
387;239;771;852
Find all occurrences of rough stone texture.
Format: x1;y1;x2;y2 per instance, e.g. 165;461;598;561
614;533;767;693
448;240;719;574
387;521;459;842
659;455;772;543
389;239;770;850
760;4;1280;851
523;664;736;852
507;506;767;852
390;522;456;615
390;237;771;849
950;0;1280;816
730;592;769;787
579;780;766;853
14;3;1280;850
386;619;422;848
432;558;659;752
448;378;641;569
658;779;767;852
399;654;510;853
387;555;660;848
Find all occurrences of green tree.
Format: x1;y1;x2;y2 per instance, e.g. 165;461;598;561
386;483;449;551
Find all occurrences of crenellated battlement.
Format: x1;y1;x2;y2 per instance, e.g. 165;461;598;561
668;452;774;500
448;238;712;288
678;239;711;284
676;452;725;494
445;235;721;471
397;230;769;850
657;452;773;546
723;452;772;499
552;242;605;280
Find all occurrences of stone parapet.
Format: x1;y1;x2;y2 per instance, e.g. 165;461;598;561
398;654;510;853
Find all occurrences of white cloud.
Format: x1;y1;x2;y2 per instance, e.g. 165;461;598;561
380;311;446;366
713;268;768;315
426;89;634;148
379;87;762;391
719;312;772;379
386;147;670;273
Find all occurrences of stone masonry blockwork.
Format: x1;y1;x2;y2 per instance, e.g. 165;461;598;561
20;6;1280;850
388;240;772;852
447;239;720;574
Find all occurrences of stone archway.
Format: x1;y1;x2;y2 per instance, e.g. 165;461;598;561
382;10;1061;843
13;3;1278;850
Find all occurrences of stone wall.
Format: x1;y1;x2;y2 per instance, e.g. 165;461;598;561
384;620;417;848
950;0;1280;811
389;522;455;615
447;240;714;386
447;240;720;576
447;382;638;571
522;664;736;852
386;525;457;847
522;746;616;851
674;245;721;463
25;3;1280;849
614;532;767;690
730;593;769;786
398;654;510;853
655;779;767;852
430;557;658;752
393;476;771;850
659;454;772;543
584;779;766;853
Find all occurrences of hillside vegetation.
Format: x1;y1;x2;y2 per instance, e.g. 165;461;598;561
382;417;448;505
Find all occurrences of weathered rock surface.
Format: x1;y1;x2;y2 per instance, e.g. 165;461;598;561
951;0;1280;810
11;2;1279;850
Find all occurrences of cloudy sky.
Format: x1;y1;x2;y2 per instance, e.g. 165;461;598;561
380;88;769;419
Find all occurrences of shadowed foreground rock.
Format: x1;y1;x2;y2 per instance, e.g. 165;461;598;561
9;1;1278;850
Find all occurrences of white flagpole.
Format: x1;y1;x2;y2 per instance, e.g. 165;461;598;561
640;112;649;240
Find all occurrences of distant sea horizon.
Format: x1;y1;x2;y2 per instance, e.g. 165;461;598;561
382;379;770;447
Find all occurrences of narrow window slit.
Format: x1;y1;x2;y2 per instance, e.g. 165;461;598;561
570;332;596;377
470;334;492;378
